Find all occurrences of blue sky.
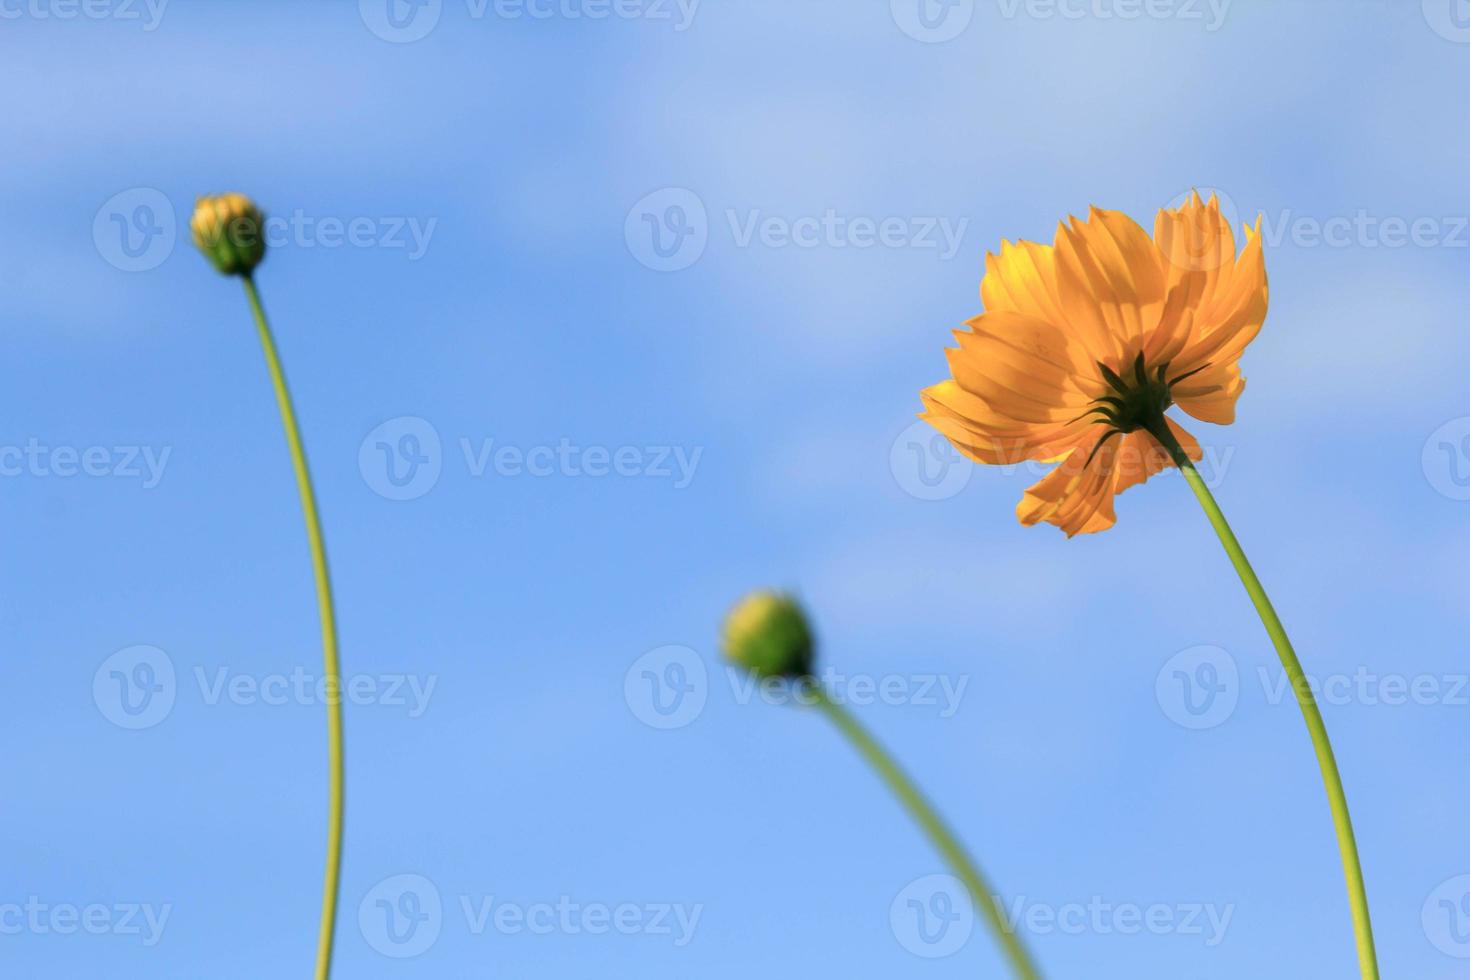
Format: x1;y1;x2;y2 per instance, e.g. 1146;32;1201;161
4;1;1470;977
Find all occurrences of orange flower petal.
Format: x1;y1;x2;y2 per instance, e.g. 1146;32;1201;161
980;238;1069;328
1174;367;1246;425
944;312;1097;425
1054;206;1167;360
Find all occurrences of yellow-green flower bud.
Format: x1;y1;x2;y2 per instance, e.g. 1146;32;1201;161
721;591;814;680
191;193;266;276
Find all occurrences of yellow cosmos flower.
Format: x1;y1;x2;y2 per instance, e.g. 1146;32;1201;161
920;192;1268;536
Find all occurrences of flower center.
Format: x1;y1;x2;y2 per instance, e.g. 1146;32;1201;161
1071;354;1211;465
1093;353;1173;434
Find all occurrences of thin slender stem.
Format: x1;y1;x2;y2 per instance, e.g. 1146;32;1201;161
242;275;345;980
808;685;1041;980
1147;418;1378;980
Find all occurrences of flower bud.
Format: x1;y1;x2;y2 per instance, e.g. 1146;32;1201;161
191;193;267;276
721;591;814;680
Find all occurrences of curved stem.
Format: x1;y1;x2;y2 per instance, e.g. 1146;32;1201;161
808;685;1041;980
1147;418;1378;980
242;275;345;980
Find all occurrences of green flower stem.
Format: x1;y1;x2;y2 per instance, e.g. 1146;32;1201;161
1147;418;1379;980
242;275;345;980
808;685;1041;980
